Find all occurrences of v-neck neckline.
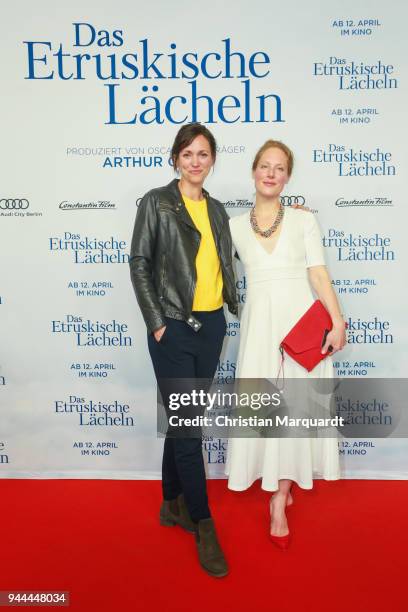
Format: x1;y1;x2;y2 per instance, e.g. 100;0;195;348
248;208;286;257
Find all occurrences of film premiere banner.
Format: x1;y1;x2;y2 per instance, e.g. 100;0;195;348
1;0;407;478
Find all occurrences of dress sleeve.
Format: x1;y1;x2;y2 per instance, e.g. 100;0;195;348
304;212;326;267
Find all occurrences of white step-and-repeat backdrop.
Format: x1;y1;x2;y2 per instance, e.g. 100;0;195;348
1;0;407;478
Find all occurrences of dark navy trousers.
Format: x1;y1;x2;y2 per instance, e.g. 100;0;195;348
148;308;226;523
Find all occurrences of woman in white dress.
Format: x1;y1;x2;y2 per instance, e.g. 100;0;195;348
226;140;346;549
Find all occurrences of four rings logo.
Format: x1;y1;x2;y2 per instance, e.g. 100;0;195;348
0;198;29;210
280;195;305;206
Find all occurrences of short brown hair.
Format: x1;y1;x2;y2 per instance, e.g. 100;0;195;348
252;140;294;177
171;123;217;170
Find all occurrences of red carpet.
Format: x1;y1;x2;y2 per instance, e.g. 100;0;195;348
0;479;406;611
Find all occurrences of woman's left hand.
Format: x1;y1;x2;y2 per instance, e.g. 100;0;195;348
290;204;310;211
321;323;347;355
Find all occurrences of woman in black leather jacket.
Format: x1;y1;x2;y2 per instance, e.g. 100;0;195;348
129;123;237;578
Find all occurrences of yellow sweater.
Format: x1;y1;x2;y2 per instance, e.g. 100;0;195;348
183;195;223;311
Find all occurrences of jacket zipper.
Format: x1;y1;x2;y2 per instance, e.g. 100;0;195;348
160;253;166;297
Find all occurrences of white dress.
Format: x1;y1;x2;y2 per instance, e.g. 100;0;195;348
226;208;340;491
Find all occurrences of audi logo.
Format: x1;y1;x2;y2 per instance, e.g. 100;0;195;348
0;198;29;210
280;195;305;206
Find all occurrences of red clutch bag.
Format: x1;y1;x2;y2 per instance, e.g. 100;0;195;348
280;300;333;372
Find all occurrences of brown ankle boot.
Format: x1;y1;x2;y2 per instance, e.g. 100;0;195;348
159;494;195;533
195;518;229;578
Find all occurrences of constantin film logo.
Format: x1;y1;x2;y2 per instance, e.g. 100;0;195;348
335;197;393;208
0;198;42;217
59;200;116;211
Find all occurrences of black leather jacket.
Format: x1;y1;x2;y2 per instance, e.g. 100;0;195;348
129;179;238;333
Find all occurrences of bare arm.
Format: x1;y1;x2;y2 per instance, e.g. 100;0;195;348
307;265;346;354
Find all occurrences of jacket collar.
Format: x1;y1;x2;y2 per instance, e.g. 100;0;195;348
165;179;216;232
166;178;210;203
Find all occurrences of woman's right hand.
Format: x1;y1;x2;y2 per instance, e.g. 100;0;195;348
154;326;166;342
